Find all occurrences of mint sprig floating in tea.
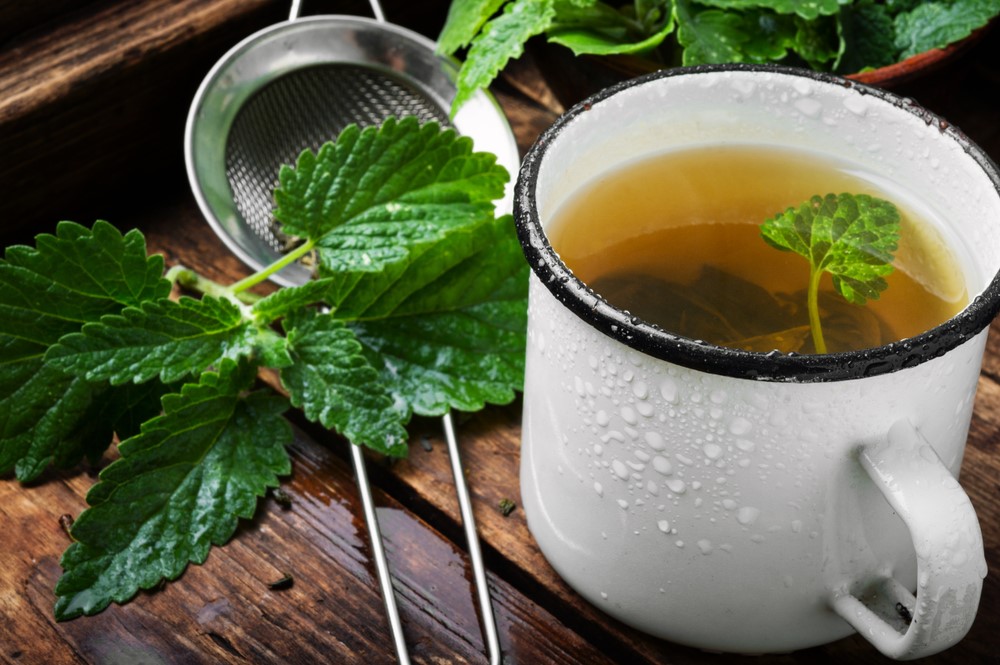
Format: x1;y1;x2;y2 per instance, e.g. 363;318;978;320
0;117;527;619
760;192;900;354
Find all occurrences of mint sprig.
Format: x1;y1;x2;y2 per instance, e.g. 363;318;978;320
760;192;900;354
0;117;526;619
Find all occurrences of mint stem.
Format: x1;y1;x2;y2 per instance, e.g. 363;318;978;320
165;265;260;305
807;266;826;354
230;239;316;294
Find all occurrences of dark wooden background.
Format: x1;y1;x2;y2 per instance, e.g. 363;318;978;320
1;2;999;663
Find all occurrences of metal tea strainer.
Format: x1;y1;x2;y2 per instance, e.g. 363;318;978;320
185;2;519;663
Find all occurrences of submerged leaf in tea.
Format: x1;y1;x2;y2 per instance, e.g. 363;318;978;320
760;192;901;353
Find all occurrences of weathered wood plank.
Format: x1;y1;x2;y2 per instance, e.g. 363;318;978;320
1;417;620;664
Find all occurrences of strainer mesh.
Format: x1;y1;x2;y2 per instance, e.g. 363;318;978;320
225;63;452;252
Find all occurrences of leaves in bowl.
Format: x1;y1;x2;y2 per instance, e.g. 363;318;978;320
439;0;999;113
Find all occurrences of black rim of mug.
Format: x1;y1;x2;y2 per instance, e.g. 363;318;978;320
514;63;1000;382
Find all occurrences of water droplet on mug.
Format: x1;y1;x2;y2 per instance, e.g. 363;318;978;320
653;456;673;475
666;478;687;494
729;417;752;435
660;378;679;403
698;539;713;555
658;520;671;533
612;460;629;480
737;507;761;526
703;443;723;460
594;482;604;497
645;431;667;451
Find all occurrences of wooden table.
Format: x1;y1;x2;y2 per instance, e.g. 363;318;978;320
2;2;998;663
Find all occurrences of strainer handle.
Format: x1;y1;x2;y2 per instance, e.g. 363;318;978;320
289;0;386;22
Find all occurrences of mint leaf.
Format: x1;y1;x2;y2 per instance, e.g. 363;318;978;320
548;0;675;56
893;0;999;60
838;0;897;74
346;216;528;415
281;310;408;455
760;193;900;353
739;10;798;62
697;0;845;21
274;117;508;275
273;215;528;422
252;278;337;324
675;1;750;64
1;362;94;480
54;360;291;620
438;0;509;54
45;296;263;384
0;221;169;480
352;281;527;417
792;14;843;68
452;0;557;114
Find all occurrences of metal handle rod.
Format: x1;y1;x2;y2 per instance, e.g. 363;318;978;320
350;443;412;665
443;412;503;665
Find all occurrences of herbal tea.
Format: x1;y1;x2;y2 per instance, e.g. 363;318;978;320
547;145;968;354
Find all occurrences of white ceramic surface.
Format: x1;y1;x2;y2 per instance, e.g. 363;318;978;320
514;66;1000;658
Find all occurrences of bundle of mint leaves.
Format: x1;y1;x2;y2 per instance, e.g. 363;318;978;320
0;117;528;620
439;0;1000;112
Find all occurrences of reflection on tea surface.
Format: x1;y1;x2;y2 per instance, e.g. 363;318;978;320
548;146;968;354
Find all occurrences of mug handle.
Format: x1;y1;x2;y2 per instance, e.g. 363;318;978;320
829;419;986;660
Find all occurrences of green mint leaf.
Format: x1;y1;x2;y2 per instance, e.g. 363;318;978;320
274;117;509;275
548;1;675;56
838;0;898;74
0;222;169;479
1;362;94;481
323;215;521;319
739;10;799;62
451;0;557;114
893;0;999;60
675;1;750;64
45;296;258;384
280;310;408;456
761;193;900;354
345;216;528;416
761;193;900;305
54;360;291;620
696;0;845;21
351;281;527;417
791;14;843;68
438;0;509;54
252;278;338;324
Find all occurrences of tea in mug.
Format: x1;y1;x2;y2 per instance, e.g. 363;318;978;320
547;145;969;354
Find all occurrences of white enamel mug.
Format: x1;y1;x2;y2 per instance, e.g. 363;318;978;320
513;65;1000;659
